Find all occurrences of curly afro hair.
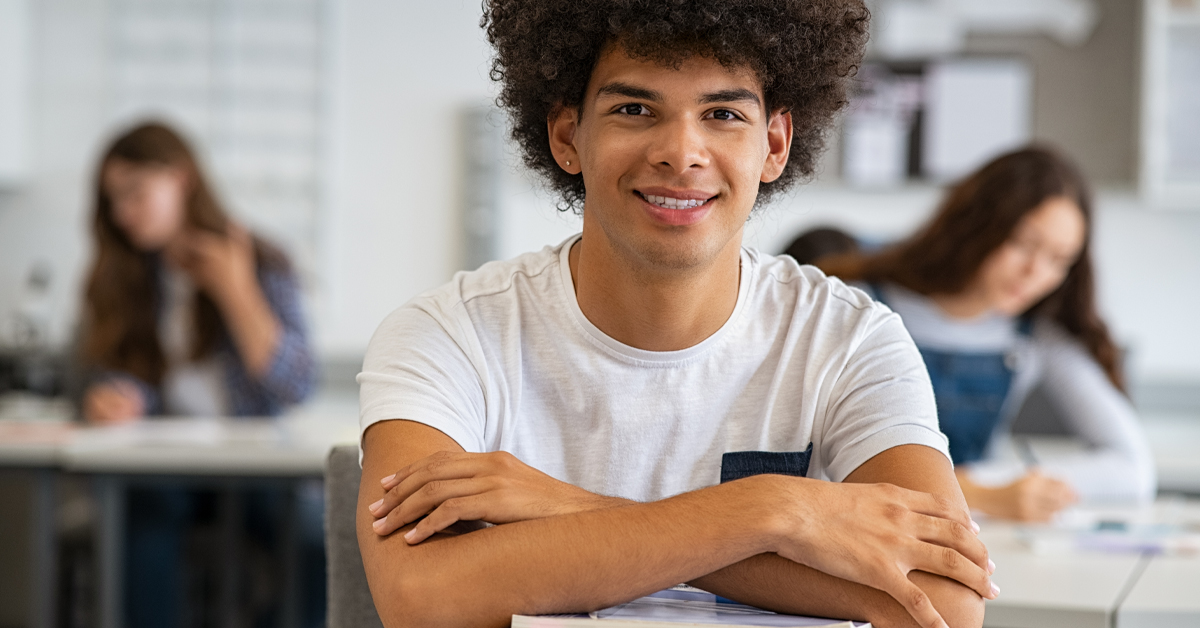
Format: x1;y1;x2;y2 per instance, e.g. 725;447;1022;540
482;0;870;211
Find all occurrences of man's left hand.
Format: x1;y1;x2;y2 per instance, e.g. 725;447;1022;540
368;450;631;542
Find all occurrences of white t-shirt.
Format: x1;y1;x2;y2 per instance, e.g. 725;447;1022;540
159;267;229;417
358;236;948;503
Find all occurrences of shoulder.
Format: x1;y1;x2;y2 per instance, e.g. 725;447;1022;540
747;249;893;330
752;250;879;306
1027;317;1101;367
367;242;565;355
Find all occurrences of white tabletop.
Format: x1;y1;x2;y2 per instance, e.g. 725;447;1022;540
980;520;1145;628
1117;556;1200;628
980;498;1200;628
0;420;72;467
0;390;361;476
61;415;359;476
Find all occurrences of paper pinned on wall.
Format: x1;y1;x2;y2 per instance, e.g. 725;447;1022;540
1166;27;1200;183
921;58;1032;183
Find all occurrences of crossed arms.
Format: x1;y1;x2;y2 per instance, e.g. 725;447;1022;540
358;419;991;628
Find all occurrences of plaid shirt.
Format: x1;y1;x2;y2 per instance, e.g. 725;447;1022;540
101;261;317;417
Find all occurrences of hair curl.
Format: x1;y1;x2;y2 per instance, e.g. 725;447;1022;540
482;0;870;211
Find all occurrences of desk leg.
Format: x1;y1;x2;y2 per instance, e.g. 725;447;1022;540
94;475;125;628
217;484;244;626
29;469;58;628
280;481;299;628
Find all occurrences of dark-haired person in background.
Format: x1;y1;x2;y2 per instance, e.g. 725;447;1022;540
356;2;995;628
81;122;314;422
821;146;1155;522
783;226;860;266
78;122;319;626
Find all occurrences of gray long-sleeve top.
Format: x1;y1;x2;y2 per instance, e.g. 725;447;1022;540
877;282;1156;504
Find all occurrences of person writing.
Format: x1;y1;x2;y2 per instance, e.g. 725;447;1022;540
820;147;1156;522
77;121;317;626
357;2;998;627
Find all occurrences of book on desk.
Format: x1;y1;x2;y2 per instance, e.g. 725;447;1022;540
512;586;867;627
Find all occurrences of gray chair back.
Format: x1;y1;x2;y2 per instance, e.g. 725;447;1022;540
325;445;385;628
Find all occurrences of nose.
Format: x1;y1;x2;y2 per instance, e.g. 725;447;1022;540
645;116;710;174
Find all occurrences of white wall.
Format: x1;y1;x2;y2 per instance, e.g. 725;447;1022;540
1;0;1199;385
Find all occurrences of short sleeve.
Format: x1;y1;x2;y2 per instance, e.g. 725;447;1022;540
357;301;488;457
820;312;949;482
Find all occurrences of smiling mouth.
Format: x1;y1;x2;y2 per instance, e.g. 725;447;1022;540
636;191;716;210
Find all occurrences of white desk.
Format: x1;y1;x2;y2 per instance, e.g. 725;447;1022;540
62;415;357;476
1117;556;1200;628
68;415;357;628
980;521;1146;628
0;411;359;628
980;499;1200;628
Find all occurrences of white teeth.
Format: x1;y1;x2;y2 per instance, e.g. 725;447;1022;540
643;194;707;209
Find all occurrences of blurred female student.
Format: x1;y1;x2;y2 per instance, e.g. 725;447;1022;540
80;121;315;421
821;146;1155;522
77;122;318;626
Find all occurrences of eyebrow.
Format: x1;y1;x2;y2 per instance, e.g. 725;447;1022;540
699;88;761;107
594;82;762;108
595;82;663;102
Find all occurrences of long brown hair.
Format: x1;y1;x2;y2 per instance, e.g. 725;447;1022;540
821;146;1125;391
81;122;282;386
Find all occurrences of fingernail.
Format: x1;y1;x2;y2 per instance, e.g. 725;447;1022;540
369;499;383;513
990;582;1001;598
988;559;996;574
372;518;385;532
404;528;417;543
970;519;980;534
380;474;395;485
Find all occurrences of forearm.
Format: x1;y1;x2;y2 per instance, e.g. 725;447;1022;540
692;554;981;628
359;480;772;628
214;283;281;377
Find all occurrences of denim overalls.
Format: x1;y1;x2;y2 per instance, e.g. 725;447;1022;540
871;284;1031;465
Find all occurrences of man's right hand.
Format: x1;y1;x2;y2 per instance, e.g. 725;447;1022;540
752;474;996;628
83;380;144;425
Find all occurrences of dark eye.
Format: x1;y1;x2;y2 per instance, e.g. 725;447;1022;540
711;109;737;121
618;104;647;116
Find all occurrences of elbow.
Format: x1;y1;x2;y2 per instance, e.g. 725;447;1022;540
371;570;442;628
908;572;985;628
934;585;985;628
371;563;498;628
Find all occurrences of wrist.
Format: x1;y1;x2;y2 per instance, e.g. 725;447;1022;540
730;474;811;556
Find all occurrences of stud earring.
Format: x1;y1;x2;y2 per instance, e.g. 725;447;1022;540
565;160;571;166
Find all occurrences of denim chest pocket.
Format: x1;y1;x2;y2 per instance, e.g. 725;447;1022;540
720;443;814;483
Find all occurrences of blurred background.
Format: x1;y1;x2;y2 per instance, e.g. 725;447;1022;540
0;0;1198;626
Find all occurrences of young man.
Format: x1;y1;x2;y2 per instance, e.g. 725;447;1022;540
357;2;995;627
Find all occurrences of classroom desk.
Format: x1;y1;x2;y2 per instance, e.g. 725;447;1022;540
67;415;357;628
979;520;1146;628
0;420;71;628
0;412;358;628
980;498;1200;628
1117;556;1200;628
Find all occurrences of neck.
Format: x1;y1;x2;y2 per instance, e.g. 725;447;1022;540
569;228;743;352
930;289;992;319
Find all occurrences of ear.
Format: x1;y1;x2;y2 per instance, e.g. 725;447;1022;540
760;109;793;183
547;105;581;175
